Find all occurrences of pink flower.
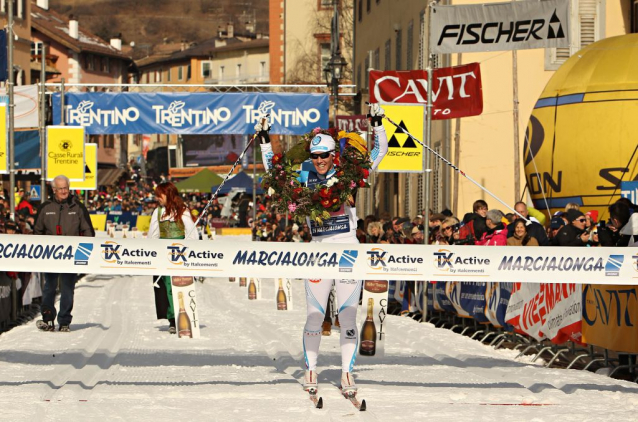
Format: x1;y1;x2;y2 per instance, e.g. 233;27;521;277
288;202;297;212
290;180;295;186
313;127;322;134
350;181;356;188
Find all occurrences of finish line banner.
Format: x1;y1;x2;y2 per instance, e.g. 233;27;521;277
0;235;635;284
52;92;328;136
430;0;570;54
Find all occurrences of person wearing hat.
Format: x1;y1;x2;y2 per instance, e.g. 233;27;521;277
555;209;590;246
547;215;566;245
256;103;388;397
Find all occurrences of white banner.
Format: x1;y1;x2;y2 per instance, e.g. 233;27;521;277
0;85;39;128
0;234;635;284
430;0;570;54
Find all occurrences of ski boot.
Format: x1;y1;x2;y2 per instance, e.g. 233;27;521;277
303;370;318;392
341;372;358;398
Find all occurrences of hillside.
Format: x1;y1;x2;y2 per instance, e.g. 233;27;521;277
49;0;269;56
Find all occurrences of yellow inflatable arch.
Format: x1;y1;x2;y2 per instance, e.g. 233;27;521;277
526;34;638;220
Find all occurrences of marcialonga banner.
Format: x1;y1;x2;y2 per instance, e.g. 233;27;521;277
0;103;7;174
430;0;570;54
378;104;425;172
70;143;97;190
358;280;389;359
171;276;201;338
46;126;85;181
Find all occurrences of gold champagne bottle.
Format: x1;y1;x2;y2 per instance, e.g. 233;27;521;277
239;277;247;287
229;277;236;282
248;278;257;300
177;292;192;338
359;298;376;356
277;278;287;310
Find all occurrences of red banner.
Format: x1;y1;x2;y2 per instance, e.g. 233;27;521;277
369;63;483;120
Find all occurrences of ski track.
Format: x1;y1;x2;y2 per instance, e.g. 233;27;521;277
0;275;636;421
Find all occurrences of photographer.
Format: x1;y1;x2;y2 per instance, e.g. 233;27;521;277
598;201;635;247
435;217;460;245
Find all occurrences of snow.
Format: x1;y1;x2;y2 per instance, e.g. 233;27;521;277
1;275;637;421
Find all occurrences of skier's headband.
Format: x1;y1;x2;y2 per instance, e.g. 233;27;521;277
309;134;336;153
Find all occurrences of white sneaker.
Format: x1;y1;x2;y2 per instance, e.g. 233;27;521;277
303;370;318;391
341;372;357;395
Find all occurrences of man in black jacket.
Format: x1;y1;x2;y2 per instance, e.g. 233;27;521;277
555;209;590;246
34;175;95;332
507;202;549;246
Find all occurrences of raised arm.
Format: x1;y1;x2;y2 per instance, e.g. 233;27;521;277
367;104;388;171
255;119;274;171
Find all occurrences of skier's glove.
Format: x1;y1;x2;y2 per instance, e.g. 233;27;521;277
254;117;271;144
367;103;385;127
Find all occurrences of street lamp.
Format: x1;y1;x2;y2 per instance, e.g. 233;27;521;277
323;51;347;127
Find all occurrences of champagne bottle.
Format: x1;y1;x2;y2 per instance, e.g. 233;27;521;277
239;277;247;287
229;277;236;282
359;298;376;356
277;278;287;310
248;278;257;300
177;292;192;338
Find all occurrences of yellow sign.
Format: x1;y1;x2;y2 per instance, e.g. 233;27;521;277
89;213;107;232
582;284;638;354
0;103;7;174
378;104;425;172
136;215;152;234
46;126;85;181
70;143;97;190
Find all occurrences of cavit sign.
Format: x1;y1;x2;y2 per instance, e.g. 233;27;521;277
53;93;329;136
430;0;570;54
369;63;483;120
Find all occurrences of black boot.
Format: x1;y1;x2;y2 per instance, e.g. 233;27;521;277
168;318;176;334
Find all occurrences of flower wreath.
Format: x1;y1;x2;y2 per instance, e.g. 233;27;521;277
261;127;372;224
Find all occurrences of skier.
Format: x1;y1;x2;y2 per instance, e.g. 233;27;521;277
256;104;388;398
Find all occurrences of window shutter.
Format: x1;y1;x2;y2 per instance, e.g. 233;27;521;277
579;0;597;49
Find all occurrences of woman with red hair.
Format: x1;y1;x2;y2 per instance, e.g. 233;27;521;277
149;182;198;334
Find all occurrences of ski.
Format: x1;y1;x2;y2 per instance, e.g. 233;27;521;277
307;388;323;409
341;389;366;411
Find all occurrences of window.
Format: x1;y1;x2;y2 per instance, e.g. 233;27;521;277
178;66;183;80
356;63;362;91
104;135;115;149
546;0;605;70
320;43;331;75
86;54;95;71
100;57;110;73
260;61;266;76
384;39;391;70
395;29;402;71
373;47;380;70
1;0;26;19
202;61;212;78
364;55;370;89
418;10;425;70
156;69;162;83
406;20;413;70
149;70;154;83
367;0;370;13
358;0;362;22
31;41;44;57
166;68;172;82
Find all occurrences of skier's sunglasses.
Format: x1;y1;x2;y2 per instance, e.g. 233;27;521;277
310;151;333;160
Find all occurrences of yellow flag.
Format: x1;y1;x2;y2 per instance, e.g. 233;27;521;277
70;143;97;190
46;126;85;181
0;103;7;174
378;104;425;172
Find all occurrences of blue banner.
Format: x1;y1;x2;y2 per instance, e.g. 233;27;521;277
52;92;329;135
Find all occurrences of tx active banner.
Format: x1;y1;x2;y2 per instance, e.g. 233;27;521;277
0;234;636;284
369;63;483;119
430;0;570;54
52;92;329;136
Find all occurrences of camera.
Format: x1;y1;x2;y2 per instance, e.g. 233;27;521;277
454;234;475;245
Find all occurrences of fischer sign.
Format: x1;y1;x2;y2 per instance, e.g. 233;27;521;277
369;63;483;119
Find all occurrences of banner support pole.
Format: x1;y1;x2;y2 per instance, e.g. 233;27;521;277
40;44;47;204
7;0;15;218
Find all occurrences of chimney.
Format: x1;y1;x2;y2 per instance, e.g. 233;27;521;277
180;40;186;51
69;16;79;40
110;35;122;51
227;23;234;38
36;0;49;10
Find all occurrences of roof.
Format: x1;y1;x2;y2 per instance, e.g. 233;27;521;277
31;4;131;61
135;38;269;69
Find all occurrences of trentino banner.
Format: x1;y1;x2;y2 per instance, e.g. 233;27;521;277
430;0;570;54
52;92;329;135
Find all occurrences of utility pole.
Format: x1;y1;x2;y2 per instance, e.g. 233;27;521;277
7;0;15;217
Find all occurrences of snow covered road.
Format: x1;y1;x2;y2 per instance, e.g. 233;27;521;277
0;275;637;421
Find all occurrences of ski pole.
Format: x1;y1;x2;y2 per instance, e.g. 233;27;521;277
153;115;269;288
380;113;530;224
